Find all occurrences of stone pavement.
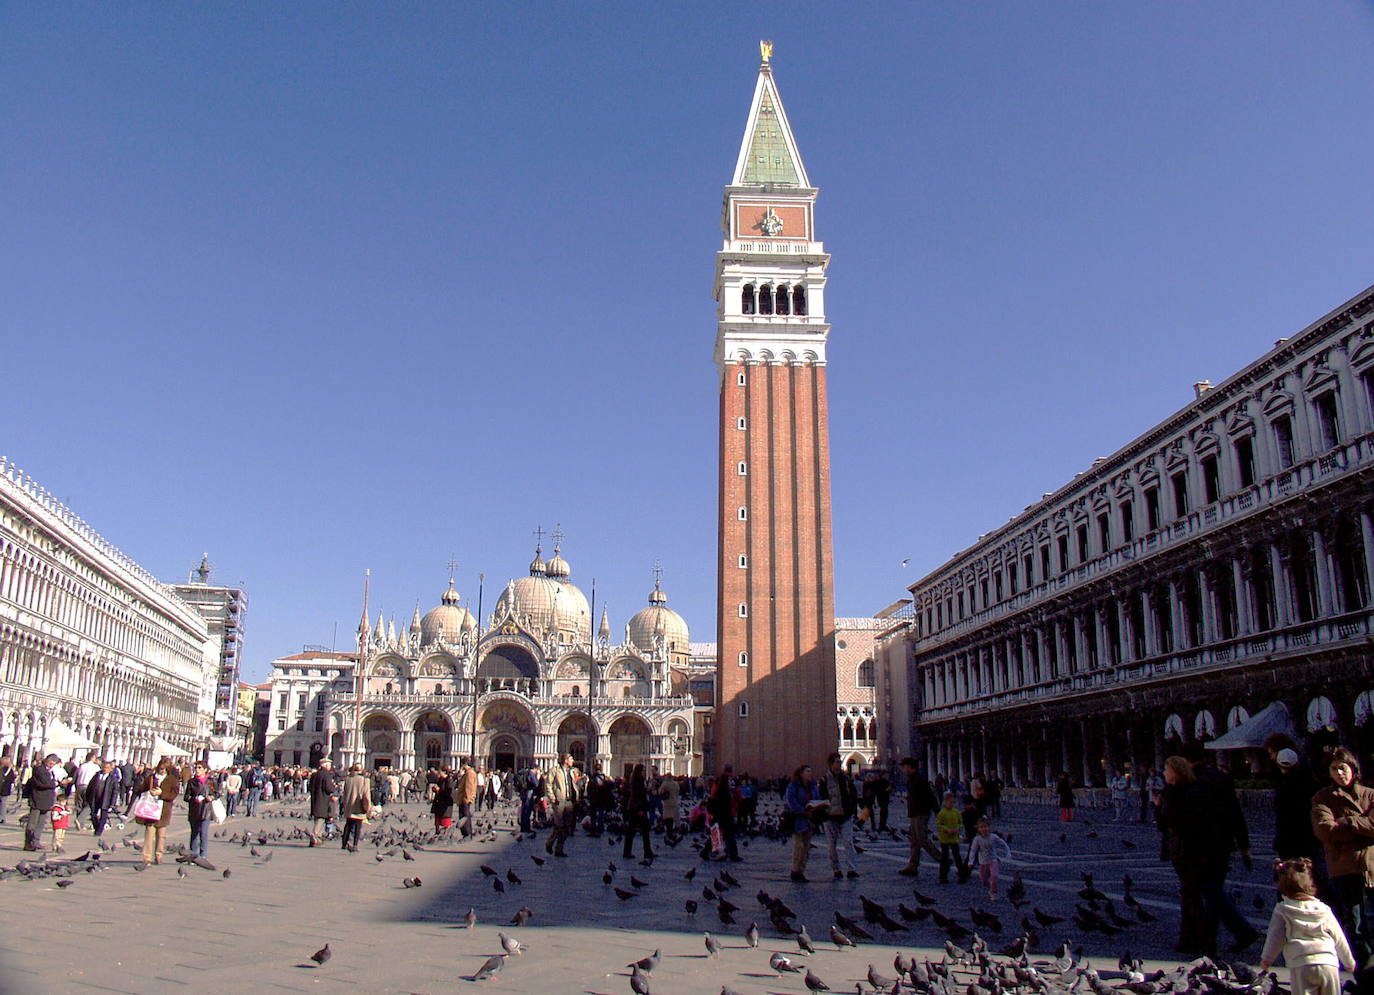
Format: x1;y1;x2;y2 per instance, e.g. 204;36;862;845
0;796;1282;995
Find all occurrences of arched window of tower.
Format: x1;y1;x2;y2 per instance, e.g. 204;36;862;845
775;284;790;315
793;285;807;316
758;285;774;315
741;283;756;315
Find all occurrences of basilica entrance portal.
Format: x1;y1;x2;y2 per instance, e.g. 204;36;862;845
489;735;519;772
478;700;533;771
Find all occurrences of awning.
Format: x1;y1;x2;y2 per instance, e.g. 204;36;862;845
42;719;99;752
152;736;193;757
1204;701;1296;750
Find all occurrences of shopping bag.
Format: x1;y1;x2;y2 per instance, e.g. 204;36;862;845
210;797;227;824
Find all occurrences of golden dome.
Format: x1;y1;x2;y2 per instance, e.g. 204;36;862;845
628;582;689;655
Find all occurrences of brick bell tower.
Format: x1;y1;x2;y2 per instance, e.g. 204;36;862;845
714;43;837;777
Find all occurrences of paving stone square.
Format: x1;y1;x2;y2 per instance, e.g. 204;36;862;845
0;793;1284;995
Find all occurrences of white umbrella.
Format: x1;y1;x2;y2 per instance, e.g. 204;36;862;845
151;736;193;757
42;719;99;753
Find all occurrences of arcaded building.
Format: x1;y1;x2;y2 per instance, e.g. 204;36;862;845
902;283;1374;785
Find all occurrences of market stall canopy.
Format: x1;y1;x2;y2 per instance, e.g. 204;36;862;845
42;719;99;752
1204;701;1295;750
151;736;193;757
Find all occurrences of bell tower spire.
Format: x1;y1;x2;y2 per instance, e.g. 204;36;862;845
713;44;837;777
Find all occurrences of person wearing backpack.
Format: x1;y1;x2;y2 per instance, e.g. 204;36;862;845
820;752;859;879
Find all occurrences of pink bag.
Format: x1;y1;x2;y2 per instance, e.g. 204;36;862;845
131;793;162;821
710;823;724;855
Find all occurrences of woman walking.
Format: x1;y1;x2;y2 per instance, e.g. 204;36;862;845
1158;755;1214;954
431;766;456;836
339;763;372;852
622;764;654;859
1055;772;1075;822
784;764;820;882
1311;746;1374;962
183;761;218;859
659;773;680;840
134;758;181;867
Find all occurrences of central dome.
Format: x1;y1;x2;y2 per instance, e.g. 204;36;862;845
495;548;591;641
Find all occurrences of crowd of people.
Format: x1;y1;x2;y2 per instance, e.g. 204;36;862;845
16;734;1374;992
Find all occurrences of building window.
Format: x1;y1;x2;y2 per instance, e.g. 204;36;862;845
993;571;1003;602
1145;487;1160;530
1076;524;1089;562
1007;563;1018;595
738;701;749;718
793;285;807;316
738;651;748;667
1171;471;1189;518
1273;415;1295;469
1024;553;1034;586
273;751;283;765
737;506;748;521
1097;512;1111;552
313;712;324;732
1201;454;1220;505
1120;501;1135;542
296;692;307;711
758;285;774;315
737;603;748;617
741;284;756;315
737;370;747;386
278;692;287;710
1039;545;1050;580
737;416;747;430
1234;436;1256;488
294;718;304;732
1363;369;1374;422
276;715;285;731
956;592;965;618
737;461;747;475
1314;391;1342;450
292;750;302;765
737;554;748;568
774;283;790;315
856;660;875;687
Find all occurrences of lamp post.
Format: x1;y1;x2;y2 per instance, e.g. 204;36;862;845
353;570;370;769
469;574;484;768
586;578;596;768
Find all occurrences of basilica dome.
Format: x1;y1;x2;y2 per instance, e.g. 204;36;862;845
420;583;476;646
496;549;591;641
628;581;689;656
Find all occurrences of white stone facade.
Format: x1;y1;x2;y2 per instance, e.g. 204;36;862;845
0;458;211;764
891;283;1374;786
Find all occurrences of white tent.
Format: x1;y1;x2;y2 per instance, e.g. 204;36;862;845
42;719;99;753
152;736;193;758
1204;701;1296;750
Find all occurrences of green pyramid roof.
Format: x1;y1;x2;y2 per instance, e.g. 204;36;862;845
740;87;801;186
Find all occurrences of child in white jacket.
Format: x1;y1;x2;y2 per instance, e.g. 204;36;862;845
1259;857;1354;995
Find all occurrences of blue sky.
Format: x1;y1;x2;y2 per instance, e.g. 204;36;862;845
3;4;1372;682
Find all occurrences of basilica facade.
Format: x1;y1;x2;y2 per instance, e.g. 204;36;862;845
290;545;703;776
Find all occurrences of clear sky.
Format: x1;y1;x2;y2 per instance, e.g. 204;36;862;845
3;4;1372;682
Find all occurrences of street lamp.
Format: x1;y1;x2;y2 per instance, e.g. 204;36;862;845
469;574;484;769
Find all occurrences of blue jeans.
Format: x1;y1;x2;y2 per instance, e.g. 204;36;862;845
189;818;209;857
246;788;261;816
1332;874;1373;962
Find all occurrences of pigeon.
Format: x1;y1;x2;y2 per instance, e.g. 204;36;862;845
771;952;803;975
705;931;721;957
506;868;521;884
804;967;831;992
830;924;857;949
628;949;661;973
402;877;418;888
531;854;545;867
509;907;532;926
604;870;615;885
1033;908;1065;926
685;899;698;915
630;965;652;995
309;944;331;966
222;869;231;879
913;890;938;906
480;864;497;876
176;867;187;879
631;875;649;889
798;924;816;954
55;879;73;888
717;904;736;926
492;878;505;893
499;932;523;956
745;921;759;948
868;965;898;989
402;849;415;861
472;954;504;981
614;887;637;901
463;908;477;928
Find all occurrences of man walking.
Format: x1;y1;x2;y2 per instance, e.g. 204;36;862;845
307;758;338;844
23;754;66;851
244;762;264;816
71;750;100;830
544;753;580;857
820;752;860;879
86;759;121;838
897;757;942;877
223;767;242;816
455;758;478;837
0;755;16;824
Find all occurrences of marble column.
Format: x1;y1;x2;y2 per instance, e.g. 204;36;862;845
1233;555;1254;636
1312;527;1337;618
1168;579;1186;650
1270;543;1294;627
1360;510;1374;605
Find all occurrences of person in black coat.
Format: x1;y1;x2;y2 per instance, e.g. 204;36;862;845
307;759;338;844
0;756;17;824
23;754;65;851
898;757;942;876
85;760;122;837
621;764;653;860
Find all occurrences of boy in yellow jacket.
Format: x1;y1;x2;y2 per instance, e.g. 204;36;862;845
935;792;970;884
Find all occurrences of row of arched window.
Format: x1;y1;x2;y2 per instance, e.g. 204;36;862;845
742;283;806;316
841;716;874;742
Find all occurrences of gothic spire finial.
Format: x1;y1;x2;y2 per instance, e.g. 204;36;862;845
759;39;773;66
